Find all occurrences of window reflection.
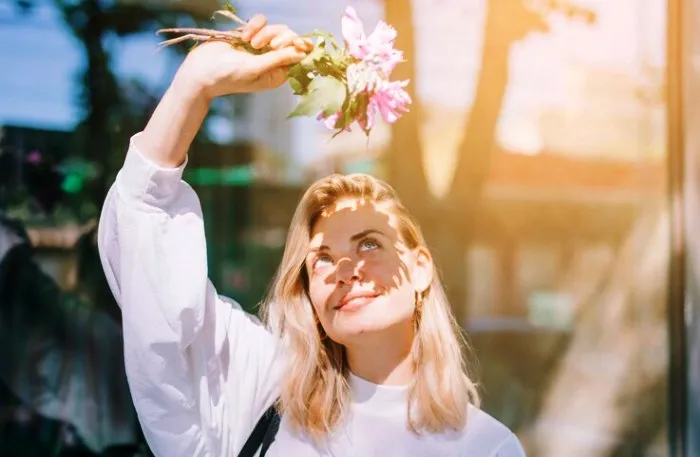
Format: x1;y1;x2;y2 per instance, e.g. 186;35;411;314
0;0;677;455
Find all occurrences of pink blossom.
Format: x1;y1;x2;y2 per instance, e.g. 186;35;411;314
26;150;42;164
341;6;366;59
317;111;351;132
370;79;411;124
318;79;410;133
315;8;411;135
341;6;404;75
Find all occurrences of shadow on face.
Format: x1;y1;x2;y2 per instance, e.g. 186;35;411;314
304;198;432;345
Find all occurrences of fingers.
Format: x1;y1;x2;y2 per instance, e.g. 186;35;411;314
251;24;292;50
269;29;298;50
242;15;312;52
241;14;266;41
271;32;312;52
293;37;314;52
250;46;307;74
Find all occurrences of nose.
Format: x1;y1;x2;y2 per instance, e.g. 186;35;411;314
336;256;362;285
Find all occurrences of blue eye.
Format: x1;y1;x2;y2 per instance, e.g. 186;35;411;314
359;238;380;251
314;254;333;269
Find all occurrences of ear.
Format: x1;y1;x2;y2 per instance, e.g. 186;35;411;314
411;246;433;294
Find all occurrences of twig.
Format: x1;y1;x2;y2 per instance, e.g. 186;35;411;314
157;28;241;39
157;34;212;49
155;11;274;54
213;9;247;26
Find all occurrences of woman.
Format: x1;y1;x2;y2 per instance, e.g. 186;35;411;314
97;15;526;457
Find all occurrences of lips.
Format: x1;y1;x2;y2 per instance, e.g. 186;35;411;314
335;291;379;311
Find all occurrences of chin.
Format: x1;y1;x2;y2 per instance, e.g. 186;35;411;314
335;320;391;338
327;304;412;343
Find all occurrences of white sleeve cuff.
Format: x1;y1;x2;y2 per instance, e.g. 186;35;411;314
116;132;189;209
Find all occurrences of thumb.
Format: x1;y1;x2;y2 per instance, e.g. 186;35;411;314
250;47;306;74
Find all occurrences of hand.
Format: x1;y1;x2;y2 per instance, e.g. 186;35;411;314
174;15;312;100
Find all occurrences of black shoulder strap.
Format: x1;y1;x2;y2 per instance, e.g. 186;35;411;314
259;406;281;456
237;403;281;457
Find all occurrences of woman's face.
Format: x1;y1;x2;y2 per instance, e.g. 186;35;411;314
304;198;431;345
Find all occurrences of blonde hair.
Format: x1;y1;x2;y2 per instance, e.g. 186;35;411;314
260;173;480;442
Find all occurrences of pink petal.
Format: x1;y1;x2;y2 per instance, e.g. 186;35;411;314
359;99;378;132
367;21;397;51
317;111;351;132
381;49;404;74
317;111;338;129
342;6;367;59
371;79;411;124
378;104;399;123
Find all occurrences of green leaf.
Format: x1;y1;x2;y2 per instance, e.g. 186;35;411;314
333;92;355;131
315;56;346;79
300;44;325;67
287;63;314;94
326;46;348;68
329;91;372;138
224;1;237;14
302;29;340;49
287;40;351;94
288;76;303;94
354;92;371;134
287;76;347;119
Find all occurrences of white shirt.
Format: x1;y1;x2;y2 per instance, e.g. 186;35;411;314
97;134;527;457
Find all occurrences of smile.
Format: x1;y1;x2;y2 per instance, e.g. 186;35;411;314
335;292;379;312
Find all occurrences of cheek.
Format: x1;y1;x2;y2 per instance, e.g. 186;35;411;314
385;279;416;309
368;254;418;307
363;254;411;288
307;273;334;311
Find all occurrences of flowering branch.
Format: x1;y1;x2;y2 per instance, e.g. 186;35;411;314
157;4;411;137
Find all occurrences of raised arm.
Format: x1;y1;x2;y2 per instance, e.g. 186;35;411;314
137;15;309;168
97;17;309;457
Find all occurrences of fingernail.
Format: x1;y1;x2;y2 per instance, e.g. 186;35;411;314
270;38;281;49
295;40;312;53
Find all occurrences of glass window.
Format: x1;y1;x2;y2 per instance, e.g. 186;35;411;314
0;0;678;455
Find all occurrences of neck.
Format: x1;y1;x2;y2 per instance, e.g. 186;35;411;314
345;324;415;386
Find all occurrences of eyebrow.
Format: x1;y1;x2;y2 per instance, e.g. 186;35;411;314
309;229;387;253
350;228;386;242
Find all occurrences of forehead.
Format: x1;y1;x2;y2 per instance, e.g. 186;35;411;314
309;198;398;247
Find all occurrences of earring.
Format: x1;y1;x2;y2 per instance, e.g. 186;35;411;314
414;290;425;330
